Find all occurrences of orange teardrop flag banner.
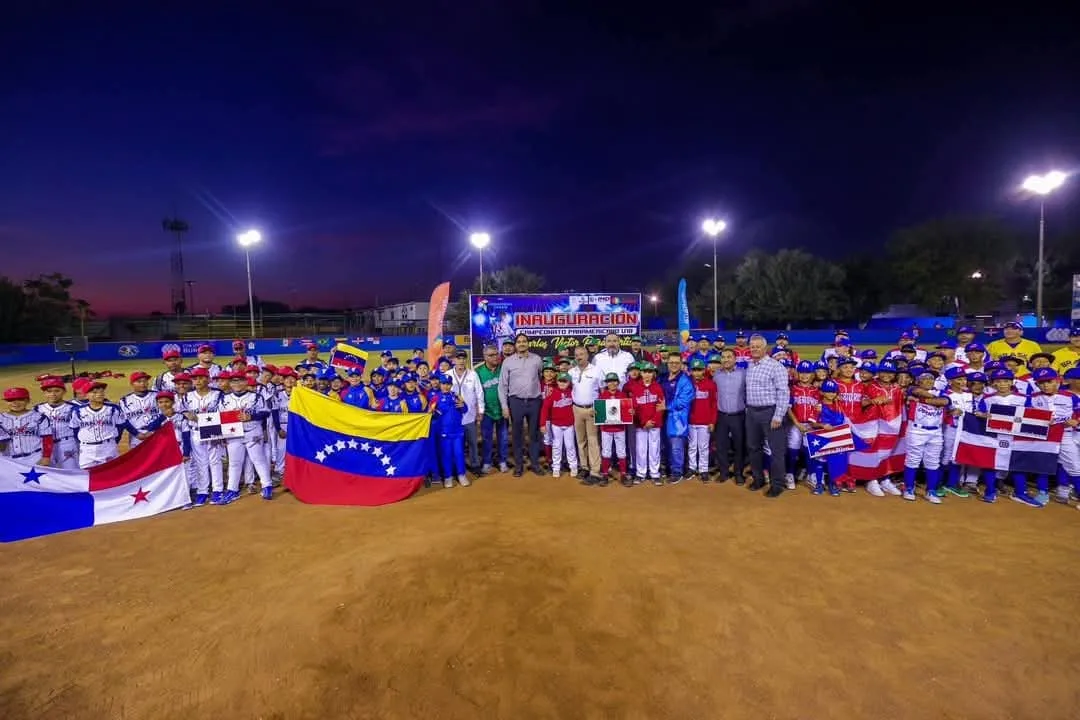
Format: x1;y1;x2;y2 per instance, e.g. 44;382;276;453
426;282;451;367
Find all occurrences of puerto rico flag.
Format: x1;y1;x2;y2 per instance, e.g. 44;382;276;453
985;404;1054;440
953;412;1063;476
848;393;906;480
806;425;856;459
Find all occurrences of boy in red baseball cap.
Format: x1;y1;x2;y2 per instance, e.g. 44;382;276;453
36;378;78;468
1;387;53;465
119;372;158;449
154;349;185;392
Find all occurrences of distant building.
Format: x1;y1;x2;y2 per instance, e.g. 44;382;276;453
373;301;429;335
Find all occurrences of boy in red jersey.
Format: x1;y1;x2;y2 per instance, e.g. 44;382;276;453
833;358;867;420
787;361;822;489
631;363;665;485
540;360;558;469
686;359;717;483
624;361;644;479
540;372;578;479
861;360;905;496
598;372;630;486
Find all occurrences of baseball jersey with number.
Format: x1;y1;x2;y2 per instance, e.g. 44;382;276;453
119;391;158;432
35;401;76;440
69;403;129;444
0;410;53;458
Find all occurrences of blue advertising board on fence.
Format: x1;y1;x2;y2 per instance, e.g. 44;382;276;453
468;292;643;359
0;327;1074;369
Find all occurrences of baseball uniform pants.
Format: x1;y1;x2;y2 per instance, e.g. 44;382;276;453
905;426;943;470
687;424;711;474
601;429;626;459
191;440;225;493
49;438;79;469
79;440;119;469
634;426;661;478
572;405;601;475
438;434;466;478
226;435;272;492
551;424;578;476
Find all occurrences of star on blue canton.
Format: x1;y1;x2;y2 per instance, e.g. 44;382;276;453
21;467;45;484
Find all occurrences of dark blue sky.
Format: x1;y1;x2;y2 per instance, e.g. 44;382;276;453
3;2;1078;314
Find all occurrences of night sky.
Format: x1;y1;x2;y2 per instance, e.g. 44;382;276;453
4;2;1079;315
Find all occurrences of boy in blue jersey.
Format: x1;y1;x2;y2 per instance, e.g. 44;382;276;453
401;373;427;412
808;379;845;496
378;381;408;413
432;374;469;488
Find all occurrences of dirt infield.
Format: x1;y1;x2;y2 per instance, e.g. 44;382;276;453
2;476;1079;720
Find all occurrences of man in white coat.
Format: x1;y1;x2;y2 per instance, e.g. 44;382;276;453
451;350;485;473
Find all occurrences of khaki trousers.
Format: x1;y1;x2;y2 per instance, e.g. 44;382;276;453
572;405;601;475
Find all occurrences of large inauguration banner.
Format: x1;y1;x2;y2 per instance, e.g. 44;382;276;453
469;293;642;359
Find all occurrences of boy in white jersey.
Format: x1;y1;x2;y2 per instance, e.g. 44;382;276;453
119;372;158;448
69;382;145;468
143;390;196;503
1026;368;1080;506
1;387;53;465
35;378;78;468
184;367;228;504
902;370;950;503
220;372;274;502
271;368;297;477
938;367;974;498
153;350;185;392
974;369;1028;504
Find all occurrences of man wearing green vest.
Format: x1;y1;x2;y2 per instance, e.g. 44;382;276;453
475;344;510;473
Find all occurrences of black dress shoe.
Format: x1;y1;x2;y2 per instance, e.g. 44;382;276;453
532;467;545;477
580;476;596;486
748;479;767;491
765;486;785;498
734;478;745;486
512;469;523;477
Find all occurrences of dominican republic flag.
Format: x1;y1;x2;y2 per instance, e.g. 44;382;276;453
196;410;244;442
0;428;189;542
806;425;856;459
953;412;1063;476
330;342;368;374
986;404;1054;439
594;398;634;425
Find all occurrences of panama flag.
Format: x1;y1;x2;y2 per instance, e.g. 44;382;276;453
594;398;634;425
0;428;190;543
954;411;1062;475
196;410;244;442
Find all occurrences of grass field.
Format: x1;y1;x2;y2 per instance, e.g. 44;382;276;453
2;343;1077;719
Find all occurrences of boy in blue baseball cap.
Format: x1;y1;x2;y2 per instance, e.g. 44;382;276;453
1027;368;1080;506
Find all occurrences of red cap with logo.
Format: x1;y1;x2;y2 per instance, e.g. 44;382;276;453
3;387;30;401
162;350;181;360
130;371;151;382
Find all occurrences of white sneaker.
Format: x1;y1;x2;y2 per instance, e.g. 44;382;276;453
1056;486;1072;504
457;475;471;487
553;471;561;479
926;493;942;505
880;478;902;496
784;473;796;490
442;478;453;489
866;479;885;497
499;462;509;473
902;491;916;501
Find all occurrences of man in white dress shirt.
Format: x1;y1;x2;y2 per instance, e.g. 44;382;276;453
592;333;635;386
568;346;604;484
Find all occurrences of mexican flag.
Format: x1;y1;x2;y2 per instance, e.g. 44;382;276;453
594;398;633;425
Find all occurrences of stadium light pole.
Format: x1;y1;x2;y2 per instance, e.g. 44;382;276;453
469;232;491;293
1021;170;1067;325
701;218;727;331
649;293;659;320
236;229;262;337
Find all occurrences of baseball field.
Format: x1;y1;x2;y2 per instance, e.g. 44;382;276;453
1;348;1078;720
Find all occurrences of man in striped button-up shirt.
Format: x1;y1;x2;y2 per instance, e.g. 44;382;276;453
744;334;790;497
